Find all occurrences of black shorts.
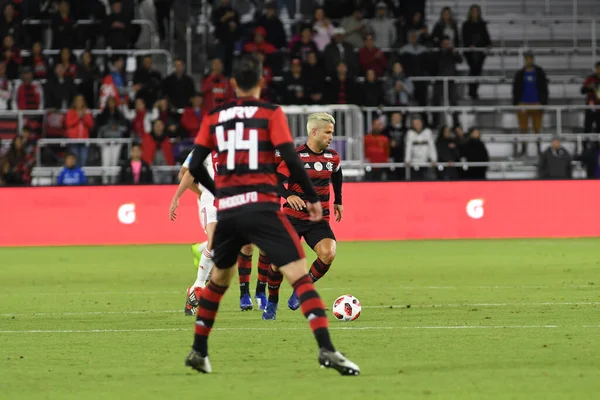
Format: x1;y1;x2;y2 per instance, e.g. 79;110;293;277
287;216;336;250
212;210;305;269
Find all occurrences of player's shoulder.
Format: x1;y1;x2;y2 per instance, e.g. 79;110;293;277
296;143;308;153
323;148;340;160
240;98;279;111
207;100;237;116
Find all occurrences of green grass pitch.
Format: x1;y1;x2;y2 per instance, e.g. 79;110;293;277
1;239;599;399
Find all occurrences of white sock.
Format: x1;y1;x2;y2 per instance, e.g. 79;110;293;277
193;248;214;288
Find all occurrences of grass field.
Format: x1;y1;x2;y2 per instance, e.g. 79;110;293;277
1;239;599;399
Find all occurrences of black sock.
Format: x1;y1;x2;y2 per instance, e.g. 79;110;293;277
255;281;267;295
239;282;250;297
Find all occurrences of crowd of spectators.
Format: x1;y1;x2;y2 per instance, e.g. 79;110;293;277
0;0;599;186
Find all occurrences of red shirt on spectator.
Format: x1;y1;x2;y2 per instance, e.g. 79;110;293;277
15;80;43;110
260;65;273;101
31;55;48;79
364;133;390;163
201;73;234;112
62;63;77;79
583;73;600;106
181;107;204;137
243;27;276;55
65;109;94;139
359;46;388;77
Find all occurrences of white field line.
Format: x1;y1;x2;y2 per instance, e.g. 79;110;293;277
1;325;599;334
1;301;598;318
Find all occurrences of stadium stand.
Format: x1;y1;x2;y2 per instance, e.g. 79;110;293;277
0;0;599;186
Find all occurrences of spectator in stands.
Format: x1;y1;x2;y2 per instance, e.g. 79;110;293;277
58;47;77;79
512;51;548;154
133;55;163;108
142;119;174;180
211;0;241;76
279;58;306;105
0;60;12;110
364;118;390;181
2;34;22;79
341;9;367;49
25;42;49;80
385;61;413;108
431;36;462;127
325;62;358;105
304;51;326;105
461;127;489;180
538;137;572;179
122;97;158;138
312;7;334;52
0;135;33;185
162;58;195;110
154;0;174;43
45;63;77;110
155;97;180;138
369;2;396;50
405;116;437;181
51;0;76;49
257;1;287;50
581;62;600;133
399;30;430;117
383;111;405;179
99;56;127;108
435;125;460;180
359;34;388;77
243;26;277;56
577;141;600;179
431;7;459;48
290;26;319;64
66;95;94;166
462;5;491;100
13;66;44;110
57;153;87;185
103;0;133;49
180;92;204;137
119;143;153;184
361;68;385;107
406;12;428;45
0;3;23;48
324;27;358;77
95;95;130;141
77;50;101;109
201;57;233;112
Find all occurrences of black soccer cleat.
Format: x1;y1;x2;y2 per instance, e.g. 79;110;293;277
318;349;360;376
185;349;212;373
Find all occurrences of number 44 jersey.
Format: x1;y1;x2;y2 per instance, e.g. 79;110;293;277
194;98;294;215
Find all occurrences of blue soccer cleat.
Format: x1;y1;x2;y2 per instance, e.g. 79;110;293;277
262;301;278;320
287;291;300;311
240;294;253;311
255;293;267;311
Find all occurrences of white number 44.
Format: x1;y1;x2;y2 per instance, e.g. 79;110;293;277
215;122;258;170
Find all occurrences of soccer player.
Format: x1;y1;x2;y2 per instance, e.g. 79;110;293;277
262;112;343;320
180;54;359;375
171;151;218;315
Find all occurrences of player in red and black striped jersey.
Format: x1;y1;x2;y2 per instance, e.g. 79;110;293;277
183;54;359;376
261;112;344;320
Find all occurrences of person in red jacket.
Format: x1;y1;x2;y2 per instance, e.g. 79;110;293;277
358;34;388;77
201;58;234;112
180;92;204;137
243;26;276;55
65;94;94;166
13;66;43;110
581;62;600;133
363;118;390;181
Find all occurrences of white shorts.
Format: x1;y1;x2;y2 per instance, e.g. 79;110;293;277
198;194;217;232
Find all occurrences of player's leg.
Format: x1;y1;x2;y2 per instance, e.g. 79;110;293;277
262;263;283;320
238;244;254;310
288;222;336;311
254;250;270;310
185;220;243;373
251;211;359;375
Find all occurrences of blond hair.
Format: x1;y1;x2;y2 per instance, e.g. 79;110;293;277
306;112;335;135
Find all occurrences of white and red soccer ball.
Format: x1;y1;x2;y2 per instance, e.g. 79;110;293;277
332;295;361;321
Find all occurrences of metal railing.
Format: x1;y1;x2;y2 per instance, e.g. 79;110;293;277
426;0;594;19
35;138;134;167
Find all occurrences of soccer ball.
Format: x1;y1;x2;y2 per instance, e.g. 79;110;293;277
332;295;361;321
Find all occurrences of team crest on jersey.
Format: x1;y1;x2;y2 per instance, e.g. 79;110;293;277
299;153;309;157
326;162;334;171
314;162;323;171
324;153;333;158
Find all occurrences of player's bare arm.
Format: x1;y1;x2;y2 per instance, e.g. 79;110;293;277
332;166;343;222
179;165;202;197
170;170;198;221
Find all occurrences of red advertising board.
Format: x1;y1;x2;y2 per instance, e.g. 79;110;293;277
0;181;599;247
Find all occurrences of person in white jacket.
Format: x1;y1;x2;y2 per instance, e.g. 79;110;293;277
404;116;437;180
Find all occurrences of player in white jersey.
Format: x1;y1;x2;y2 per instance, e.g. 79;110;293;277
171;150;218;315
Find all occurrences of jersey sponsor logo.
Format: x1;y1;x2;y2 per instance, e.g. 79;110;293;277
313;161;323;171
299;152;309;157
218;191;259;210
326;162;334;171
324;153;333;158
304;163;311;169
217;106;258;123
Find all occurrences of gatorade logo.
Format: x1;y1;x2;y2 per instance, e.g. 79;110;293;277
118;203;136;224
466;199;484;219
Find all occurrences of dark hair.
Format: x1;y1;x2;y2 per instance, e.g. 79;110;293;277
467;4;483;22
232;54;262;91
595;61;600;68
65;152;76;159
